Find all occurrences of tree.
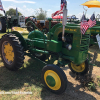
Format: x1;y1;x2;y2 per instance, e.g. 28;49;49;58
6;8;22;16
0;13;3;16
35;8;47;20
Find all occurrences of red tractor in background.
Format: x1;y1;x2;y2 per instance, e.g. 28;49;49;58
25;16;61;33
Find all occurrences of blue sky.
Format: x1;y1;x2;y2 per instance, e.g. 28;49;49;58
0;0;100;19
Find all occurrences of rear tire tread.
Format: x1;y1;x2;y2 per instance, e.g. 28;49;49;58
0;33;24;71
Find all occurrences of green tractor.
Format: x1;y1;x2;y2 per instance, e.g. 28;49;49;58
89;26;100;46
89;15;100;47
0;20;91;94
66;14;100;47
0;10;26;33
0;3;92;94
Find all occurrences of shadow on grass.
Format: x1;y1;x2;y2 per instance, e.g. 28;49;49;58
89;45;100;54
90;54;100;67
68;71;100;98
89;45;100;67
0;58;51;96
0;58;98;100
95;61;100;67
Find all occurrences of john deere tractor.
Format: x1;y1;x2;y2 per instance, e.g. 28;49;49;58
66;14;100;47
0;18;91;94
0;3;92;94
89;15;100;47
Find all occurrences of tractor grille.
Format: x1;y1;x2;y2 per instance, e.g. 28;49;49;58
80;34;90;51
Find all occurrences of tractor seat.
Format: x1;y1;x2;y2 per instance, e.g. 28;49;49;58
12;27;29;34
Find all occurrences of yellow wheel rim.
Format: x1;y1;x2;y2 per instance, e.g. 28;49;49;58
71;62;85;72
2;41;14;65
44;70;61;90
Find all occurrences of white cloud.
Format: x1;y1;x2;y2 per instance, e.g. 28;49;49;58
95;12;100;16
46;9;53;17
86;13;91;19
2;0;36;4
76;12;91;20
0;5;35;16
47;9;52;12
76;12;83;19
3;0;14;1
16;7;35;16
23;5;26;8
67;1;70;4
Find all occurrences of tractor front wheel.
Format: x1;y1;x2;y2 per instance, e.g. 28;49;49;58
41;64;67;94
0;33;24;71
68;59;89;75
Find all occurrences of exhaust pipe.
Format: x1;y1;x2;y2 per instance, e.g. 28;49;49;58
62;2;67;42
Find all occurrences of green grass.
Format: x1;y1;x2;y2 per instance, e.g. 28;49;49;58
0;29;28;39
0;30;51;100
0;33;6;38
87;82;96;91
0;56;51;100
97;76;100;87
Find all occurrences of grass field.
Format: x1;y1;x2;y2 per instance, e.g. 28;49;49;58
0;32;53;100
0;31;100;100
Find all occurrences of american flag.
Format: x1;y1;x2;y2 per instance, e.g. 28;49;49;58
80;14;89;35
0;0;4;11
52;0;66;17
61;0;66;10
88;13;96;27
52;10;62;17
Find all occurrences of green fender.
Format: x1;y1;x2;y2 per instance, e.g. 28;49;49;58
52;26;63;41
12;31;27;50
47;23;62;40
28;30;47;39
50;23;62;33
52;25;80;41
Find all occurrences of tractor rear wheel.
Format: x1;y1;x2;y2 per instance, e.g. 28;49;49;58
0;17;6;33
68;59;89;75
41;64;67;94
0;33;24;71
26;21;35;32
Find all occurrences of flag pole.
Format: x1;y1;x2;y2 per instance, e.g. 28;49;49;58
62;1;67;42
83;6;87;17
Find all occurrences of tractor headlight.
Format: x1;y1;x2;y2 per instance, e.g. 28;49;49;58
66;44;72;50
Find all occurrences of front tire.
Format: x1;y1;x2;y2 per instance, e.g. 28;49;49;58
41;64;67;94
0;33;24;71
68;59;89;75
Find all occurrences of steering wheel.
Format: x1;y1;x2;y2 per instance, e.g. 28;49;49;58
29;16;37;23
26;21;35;32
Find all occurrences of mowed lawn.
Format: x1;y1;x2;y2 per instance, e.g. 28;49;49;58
0;31;100;100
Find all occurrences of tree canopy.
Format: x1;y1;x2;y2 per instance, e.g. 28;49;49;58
35;8;47;20
6;8;22;16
